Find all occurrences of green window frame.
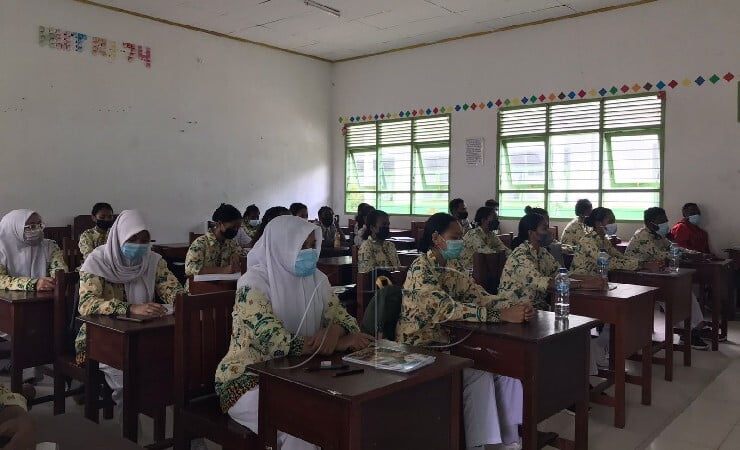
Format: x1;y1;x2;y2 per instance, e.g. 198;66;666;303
497;93;664;221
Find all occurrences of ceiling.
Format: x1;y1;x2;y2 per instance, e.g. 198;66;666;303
92;0;646;61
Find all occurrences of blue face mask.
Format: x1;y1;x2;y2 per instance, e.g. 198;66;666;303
688;214;701;225
440;239;464;260
604;223;618;235
654;222;670;237
248;220;260;227
294;248;319;277
121;243;150;261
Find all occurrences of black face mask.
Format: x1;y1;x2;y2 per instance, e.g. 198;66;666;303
376;226;390;240
489;219;500;232
223;227;238;240
96;219;114;230
458;211;469;220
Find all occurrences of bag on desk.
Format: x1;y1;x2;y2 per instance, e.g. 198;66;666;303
360;283;402;341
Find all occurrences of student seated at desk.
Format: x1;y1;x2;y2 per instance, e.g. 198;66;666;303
317;206;339;248
241;204;260;240
626;207;709;350
252;206;290;244
0;209;68;291
79;202;115;262
185;204;242;285
290;202;309;220
357;210;401;273
671;202;712;255
353;202;375;247
561;199;592;252
75;210;183;411
216;216;372;450
395;213;534;450
0;384;34;450
460;206;511;270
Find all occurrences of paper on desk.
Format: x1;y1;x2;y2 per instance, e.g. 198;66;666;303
193;273;241;282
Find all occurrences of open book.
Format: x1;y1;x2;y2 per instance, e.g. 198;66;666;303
342;339;435;373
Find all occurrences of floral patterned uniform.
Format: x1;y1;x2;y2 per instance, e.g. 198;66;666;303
78;227;108;262
570;231;640;276
184;231;242;289
357;237;401;273
395;251;511;346
498;241;559;310
241;221;259;240
459;227;511;269
215;287;359;411
561;217;590;251
74;258;183;364
0;241;67;290
0;384;27;410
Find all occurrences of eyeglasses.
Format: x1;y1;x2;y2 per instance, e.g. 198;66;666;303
24;223;45;232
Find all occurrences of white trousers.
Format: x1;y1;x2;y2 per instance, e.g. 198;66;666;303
463;369;522;448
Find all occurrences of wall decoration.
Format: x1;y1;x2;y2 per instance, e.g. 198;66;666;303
338;71;736;124
38;26;152;68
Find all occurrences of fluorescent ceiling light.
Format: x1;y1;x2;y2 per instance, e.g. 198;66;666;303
304;0;340;18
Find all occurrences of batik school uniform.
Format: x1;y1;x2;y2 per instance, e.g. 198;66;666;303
184;231;241;290
357;237;401;273
78;227;108;262
560;217;590;252
459;226;511;270
396;250;522;448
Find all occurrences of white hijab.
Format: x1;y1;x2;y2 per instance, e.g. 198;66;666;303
0;209;53;278
80;210;161;304
239;215;329;336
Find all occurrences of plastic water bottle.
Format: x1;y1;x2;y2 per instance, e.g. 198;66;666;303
554;268;570;318
669;243;681;272
597;249;610;280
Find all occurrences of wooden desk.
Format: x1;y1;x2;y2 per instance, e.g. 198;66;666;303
444;311;598;450
35;413;145;449
317;256;353;286
320;246;351;258
682;259;735;349
249;350;472;450
387;236;416;250
570;284;657;428
80;315;175;446
0;290;54;395
397;250;422;267
608;269;695;380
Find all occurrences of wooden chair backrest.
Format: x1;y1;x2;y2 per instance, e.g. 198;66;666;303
53;270;80;358
498;232;514;249
45;225;72;247
410;221;426;249
472;252;507;294
189;232;204;245
174;291;236;407
62;237;82;270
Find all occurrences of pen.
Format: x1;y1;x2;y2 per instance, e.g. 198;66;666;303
333;368;364;377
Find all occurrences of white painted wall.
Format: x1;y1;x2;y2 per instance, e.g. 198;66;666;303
331;0;740;253
0;0;332;241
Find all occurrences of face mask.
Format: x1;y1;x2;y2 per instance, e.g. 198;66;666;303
688;214;701;225
604;223;618;235
538;231;554;247
96;219;114;230
121;243;150;261
222;227;238;240
489;219;500;232
653;222;669;237
439;239;464;260
23;229;44;246
248;220;260;227
458;212;469;220
294;248;319;277
376;226;390;240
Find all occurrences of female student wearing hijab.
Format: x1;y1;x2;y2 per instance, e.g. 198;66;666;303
75;210;184;409
216;215;372;450
185;204;243;289
79;203;115;262
459;206;510;270
0;209;68;291
357;210;401;273
395;213;536;450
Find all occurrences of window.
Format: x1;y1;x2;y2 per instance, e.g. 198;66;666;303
498;94;663;221
345;115;450;215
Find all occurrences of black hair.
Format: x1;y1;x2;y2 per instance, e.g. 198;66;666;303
362;209;388;240
91;202;113;216
575;199;593;217
474;206;495;226
355;203;375;227
644;207;666;224
512;213;547;249
524;205;548;218
584;207;614;228
254;206;290;242
212;203;242;223
449;198;465;213
484;199;499;209
243;204;260;219
289;202;307;216
419;213;457;253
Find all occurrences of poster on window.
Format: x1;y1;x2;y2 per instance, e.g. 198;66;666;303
465;137;484;166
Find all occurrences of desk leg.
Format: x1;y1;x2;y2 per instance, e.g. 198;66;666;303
614;327;626;429
122;338;138;443
522;377;537;450
641;342;652;406
85;359;100;423
258;377;278;450
664;303;673;382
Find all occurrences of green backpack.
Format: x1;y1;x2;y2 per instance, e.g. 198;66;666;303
360;283;403;341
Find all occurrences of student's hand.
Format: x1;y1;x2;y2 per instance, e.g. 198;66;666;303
130;303;167;316
643;260;664;272
500;304;531;323
0;405;34;450
35;277;55;291
336;333;374;352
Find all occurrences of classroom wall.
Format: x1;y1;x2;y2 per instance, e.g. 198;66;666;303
330;0;740;253
0;0;332;241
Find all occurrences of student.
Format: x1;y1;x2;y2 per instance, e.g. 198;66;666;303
449;198;472;234
561;199;593;251
289;202;309;220
396;213;536;450
0;209;68;291
75;210;183;411
252;206;290;244
317;206;338;248
241;205;261;240
459;206;511;270
79;202;115;262
185;204;243;288
0;384;34;449
571;207;662;274
671;203;711;254
626;207;709;350
216;216;372;450
357;210;401;273
353;202;375;247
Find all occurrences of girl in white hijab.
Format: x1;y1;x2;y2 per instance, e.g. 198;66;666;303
215;215;372;450
0;209;68;291
75;210;183;411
